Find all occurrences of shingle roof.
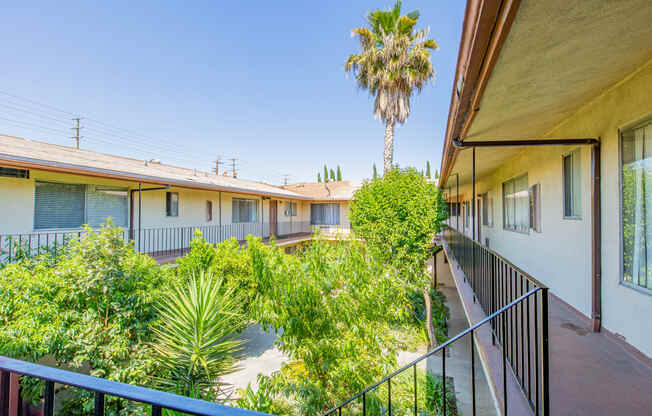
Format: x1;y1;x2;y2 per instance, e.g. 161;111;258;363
0;134;310;200
282;181;361;201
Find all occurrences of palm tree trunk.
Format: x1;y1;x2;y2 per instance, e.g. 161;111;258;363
384;119;395;172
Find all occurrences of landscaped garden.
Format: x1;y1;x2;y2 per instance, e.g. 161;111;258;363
0;169;451;416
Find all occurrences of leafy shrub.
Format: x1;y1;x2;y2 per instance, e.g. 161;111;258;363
0;222;174;415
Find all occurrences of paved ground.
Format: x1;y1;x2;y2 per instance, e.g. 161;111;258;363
221;324;289;395
426;256;498;416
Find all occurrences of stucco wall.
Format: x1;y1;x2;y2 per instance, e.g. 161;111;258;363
449;58;652;357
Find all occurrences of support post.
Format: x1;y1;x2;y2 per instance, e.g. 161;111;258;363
138;183;142;252
456;173;460;231
472;147;476;302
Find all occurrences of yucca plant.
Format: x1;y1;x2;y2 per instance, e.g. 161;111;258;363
151;270;245;402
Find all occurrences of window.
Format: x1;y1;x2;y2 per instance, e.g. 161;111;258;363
449;202;460;217
0;167;29;178
563;149;582;218
621;122;652;290
503;174;529;233
34;182;127;229
465;201;470;228
529;183;542;233
284;201;297;217
166;192;179;217
86;186;128;227
206;201;213;222
310;203;340;225
232;198;258;223
481;193;493;227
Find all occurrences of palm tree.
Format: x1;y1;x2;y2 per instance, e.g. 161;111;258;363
345;0;437;173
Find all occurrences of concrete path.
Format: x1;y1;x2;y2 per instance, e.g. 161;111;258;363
221;324;289;395
426;256;498;416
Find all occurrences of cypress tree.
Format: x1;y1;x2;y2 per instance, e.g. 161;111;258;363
336;165;342;181
426;161;431;179
373;163;378;180
324;165;329;182
330;169;335;181
318;172;322;182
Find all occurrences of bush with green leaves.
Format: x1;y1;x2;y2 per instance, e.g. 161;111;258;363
0;222;174;415
349;168;448;347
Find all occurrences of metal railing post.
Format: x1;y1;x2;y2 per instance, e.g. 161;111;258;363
541;288;550;416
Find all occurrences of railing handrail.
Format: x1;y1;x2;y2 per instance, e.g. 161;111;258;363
323;286;541;414
0;356;267;416
444;226;548;289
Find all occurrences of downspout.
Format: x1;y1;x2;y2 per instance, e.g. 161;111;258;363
591;141;602;332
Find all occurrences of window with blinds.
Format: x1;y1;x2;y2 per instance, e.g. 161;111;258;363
563;149;582;218
310;203;340;225
503;174;529;233
86;186;128;227
34;182;128;230
232;198;258;223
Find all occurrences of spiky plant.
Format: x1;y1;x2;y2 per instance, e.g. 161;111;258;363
345;0;437;173
151;270;244;401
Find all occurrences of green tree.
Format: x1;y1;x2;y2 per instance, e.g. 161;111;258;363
318;172;322;182
426;161;431;179
345;0;437;173
251;237;408;413
373;163;378;179
324;164;329;182
349;168;448;347
151;270;244;401
337;165;342;181
330;168;336;181
435;169;439;179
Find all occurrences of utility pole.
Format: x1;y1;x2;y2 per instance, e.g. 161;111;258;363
230;158;237;178
71;117;83;149
282;174;291;185
212;155;223;175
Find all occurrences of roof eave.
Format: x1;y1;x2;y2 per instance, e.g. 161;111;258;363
0;154;312;201
439;0;521;187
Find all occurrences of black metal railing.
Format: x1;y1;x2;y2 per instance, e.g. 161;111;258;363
323;287;546;416
0;356;267;416
0;222;318;264
443;227;550;415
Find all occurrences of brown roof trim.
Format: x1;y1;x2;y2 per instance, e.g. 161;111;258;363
439;0;521;186
0;154;313;201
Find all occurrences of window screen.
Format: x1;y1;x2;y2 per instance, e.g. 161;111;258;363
284;202;297;217
232;198;258;223
563;150;582;218
206;201;213;222
529;184;541;233
310;203;340;225
166;192;179;217
503;174;529;233
86;186;128;227
34;182;85;229
481;193;493;227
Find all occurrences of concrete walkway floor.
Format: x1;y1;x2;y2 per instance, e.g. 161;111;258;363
548;295;652;416
427;256;497;416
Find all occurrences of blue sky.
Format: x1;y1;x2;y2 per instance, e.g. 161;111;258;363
1;1;464;184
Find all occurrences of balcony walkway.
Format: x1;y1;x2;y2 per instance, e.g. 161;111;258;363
151;232;314;264
442;241;652;416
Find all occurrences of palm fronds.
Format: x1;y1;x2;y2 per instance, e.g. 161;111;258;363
150;270;245;401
